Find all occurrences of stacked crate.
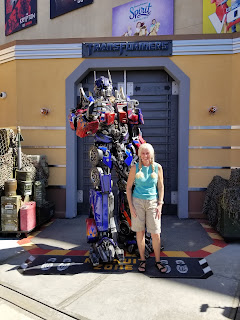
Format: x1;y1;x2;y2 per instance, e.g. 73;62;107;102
27;155;54;225
1;196;22;231
16;170;33;202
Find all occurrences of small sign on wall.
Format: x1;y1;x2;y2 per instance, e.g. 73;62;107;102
50;0;93;19
5;0;37;36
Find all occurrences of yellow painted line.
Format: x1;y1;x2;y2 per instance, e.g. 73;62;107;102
45;250;72;255
30;231;42;237
163;251;190;257
20;243;38;250
200;223;210;228
208;232;224;240
125;252;133;257
202;244;222;253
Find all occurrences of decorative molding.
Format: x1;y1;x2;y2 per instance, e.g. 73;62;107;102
0;43;82;64
188;188;207;191
47;185;66;189
21;126;66;130
172;38;235;55
189;125;240;130
48;165;66;168
189;146;240;149
1;38;240;64
189;166;240;169
22;146;66;149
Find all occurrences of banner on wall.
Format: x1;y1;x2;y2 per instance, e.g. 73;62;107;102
203;0;240;33
5;0;37;36
50;0;93;19
112;0;174;37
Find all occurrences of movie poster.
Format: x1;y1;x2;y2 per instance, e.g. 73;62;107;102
203;0;240;33
5;0;37;36
50;0;93;19
112;0;174;37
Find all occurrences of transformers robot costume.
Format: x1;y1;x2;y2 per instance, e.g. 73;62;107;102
68;71;153;266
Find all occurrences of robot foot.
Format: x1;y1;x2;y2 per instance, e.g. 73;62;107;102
115;246;124;263
89;247;100;267
91;237;124;265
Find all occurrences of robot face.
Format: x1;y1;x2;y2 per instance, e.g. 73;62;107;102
94;76;113;97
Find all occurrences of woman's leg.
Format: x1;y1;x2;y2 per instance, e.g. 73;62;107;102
136;230;145;261
151;233;161;262
152;233;167;272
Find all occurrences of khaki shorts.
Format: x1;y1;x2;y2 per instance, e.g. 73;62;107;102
131;197;161;234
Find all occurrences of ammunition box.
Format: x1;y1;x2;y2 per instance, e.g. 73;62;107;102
1;195;22;217
16;170;32;182
33;181;46;207
4;179;17;197
36;201;54;226
17;180;33;196
1;218;18;232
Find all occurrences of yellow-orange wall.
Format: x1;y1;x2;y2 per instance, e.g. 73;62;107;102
0;53;240;189
171;54;240;187
0;58;83;185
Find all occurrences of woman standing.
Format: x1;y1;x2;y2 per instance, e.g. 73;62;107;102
126;143;167;273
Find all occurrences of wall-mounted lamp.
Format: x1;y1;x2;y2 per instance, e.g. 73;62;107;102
0;92;7;99
208;106;218;114
40;108;50;115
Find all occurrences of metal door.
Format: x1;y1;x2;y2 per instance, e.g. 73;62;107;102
77;70;178;214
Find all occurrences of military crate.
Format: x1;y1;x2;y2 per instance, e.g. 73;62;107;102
36;201;55;226
1;195;22;216
17;181;33;196
16;170;32;182
1;217;18;232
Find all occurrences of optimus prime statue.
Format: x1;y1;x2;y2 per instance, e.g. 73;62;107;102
68;71;153;266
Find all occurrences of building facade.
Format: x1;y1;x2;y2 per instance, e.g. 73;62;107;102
0;1;239;219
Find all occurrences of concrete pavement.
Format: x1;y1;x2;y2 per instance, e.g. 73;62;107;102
0;215;240;320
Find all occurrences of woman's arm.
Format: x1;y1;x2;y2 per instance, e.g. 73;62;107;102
156;164;164;219
126;165;137;218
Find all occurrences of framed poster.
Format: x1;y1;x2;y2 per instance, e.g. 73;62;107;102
203;0;240;33
112;0;174;37
5;0;37;36
50;0;93;19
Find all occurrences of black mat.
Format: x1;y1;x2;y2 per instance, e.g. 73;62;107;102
18;255;213;279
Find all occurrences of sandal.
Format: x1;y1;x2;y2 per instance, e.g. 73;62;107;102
155;261;167;273
138;260;146;273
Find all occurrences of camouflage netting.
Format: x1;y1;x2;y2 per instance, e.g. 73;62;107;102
203;169;240;230
0;128;49;197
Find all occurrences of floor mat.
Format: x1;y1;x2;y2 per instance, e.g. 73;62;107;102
18;255;213;279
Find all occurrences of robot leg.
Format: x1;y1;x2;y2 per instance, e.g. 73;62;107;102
86;171;124;266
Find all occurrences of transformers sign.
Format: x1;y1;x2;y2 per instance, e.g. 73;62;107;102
82;41;172;57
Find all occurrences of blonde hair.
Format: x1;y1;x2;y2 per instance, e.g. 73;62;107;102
135;143;157;179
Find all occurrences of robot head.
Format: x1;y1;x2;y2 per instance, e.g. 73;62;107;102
94;71;113;98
